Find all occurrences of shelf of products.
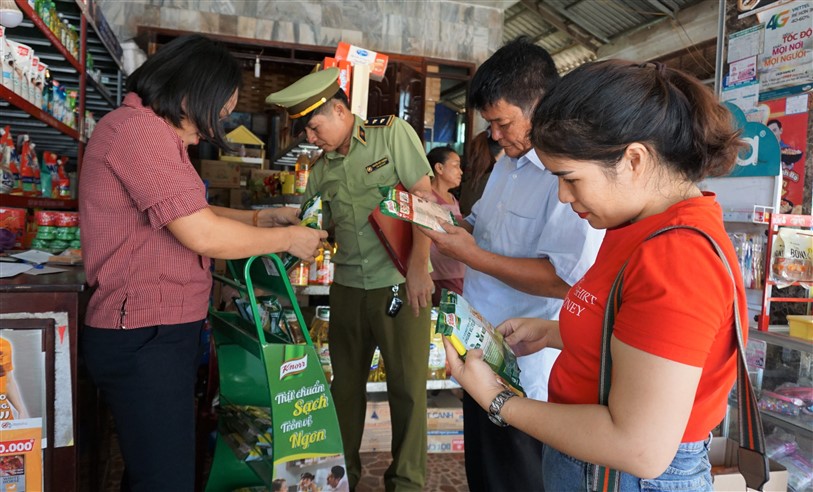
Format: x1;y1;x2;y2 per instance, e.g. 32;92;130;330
0;194;76;210
366;379;461;393
2;0;124;161
758;214;813;332
725;328;813;492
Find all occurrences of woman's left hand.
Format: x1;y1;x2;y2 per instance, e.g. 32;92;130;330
260;207;300;227
443;337;508;410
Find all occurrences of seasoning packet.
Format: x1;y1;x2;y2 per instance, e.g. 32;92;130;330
436;289;524;396
280;193;323;272
378;186;458;232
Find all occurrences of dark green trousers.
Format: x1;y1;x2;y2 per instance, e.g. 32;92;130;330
329;283;431;492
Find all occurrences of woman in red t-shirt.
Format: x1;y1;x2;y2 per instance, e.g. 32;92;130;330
445;60;746;491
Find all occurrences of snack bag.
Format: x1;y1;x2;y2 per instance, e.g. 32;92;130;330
378;186;458;232
280;193;323;272
436;289;524;396
772;227;813;284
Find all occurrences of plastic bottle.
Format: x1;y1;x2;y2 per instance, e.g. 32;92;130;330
428;308;446;379
310;306;332;382
317;248;332;285
288;260;309;286
295;150;310;194
368;347;383;382
309;247;323;285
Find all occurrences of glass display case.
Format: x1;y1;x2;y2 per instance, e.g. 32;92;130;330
723;328;813;492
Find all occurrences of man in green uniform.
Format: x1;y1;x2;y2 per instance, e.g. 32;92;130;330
267;68;434;492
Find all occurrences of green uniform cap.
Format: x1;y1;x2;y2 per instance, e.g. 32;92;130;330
266;67;341;119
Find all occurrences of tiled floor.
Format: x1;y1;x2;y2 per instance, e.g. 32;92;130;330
94;429;470;491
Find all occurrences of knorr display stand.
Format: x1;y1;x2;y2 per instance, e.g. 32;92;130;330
206;254;345;491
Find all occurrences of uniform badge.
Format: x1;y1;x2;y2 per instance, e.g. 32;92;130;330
366;157;389;173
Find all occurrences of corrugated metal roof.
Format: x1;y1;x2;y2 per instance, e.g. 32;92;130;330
503;0;707;73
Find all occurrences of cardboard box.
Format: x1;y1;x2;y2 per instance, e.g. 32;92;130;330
427;392;464;430
334;42;389;81
709;438;788;491
206;187;231;207
200;160;240;189
0;207;26;249
229;189;252;210
427;430;464;453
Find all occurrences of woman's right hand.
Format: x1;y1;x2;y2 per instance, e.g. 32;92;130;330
286;226;328;263
496;318;562;355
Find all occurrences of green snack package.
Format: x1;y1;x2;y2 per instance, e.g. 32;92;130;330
281;193;323;272
436;289;525;396
378;187;458;231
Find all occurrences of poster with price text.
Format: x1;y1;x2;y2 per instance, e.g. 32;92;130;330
760;96;809;213
0;421;42;492
758;1;813;91
267;344;346;490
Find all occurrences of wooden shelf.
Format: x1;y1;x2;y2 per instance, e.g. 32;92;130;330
0;194;77;210
0;86;82;141
367;379;460;393
16;0;83;73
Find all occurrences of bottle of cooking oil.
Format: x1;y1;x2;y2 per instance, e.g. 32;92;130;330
368;347;383;382
427;308;446;380
295;150;310;194
311;306;332;382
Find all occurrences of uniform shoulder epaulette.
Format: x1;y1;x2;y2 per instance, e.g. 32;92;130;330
364;115;395;127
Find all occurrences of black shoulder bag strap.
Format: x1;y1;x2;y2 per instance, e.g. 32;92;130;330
590;225;769;492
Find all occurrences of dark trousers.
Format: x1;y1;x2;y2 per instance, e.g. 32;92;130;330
329;283;431;492
81;321;203;492
463;392;545;492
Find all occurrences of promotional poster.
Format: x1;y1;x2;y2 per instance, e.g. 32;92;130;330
0;329;46;492
760;96;810;213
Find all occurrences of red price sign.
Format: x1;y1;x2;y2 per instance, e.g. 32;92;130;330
0;439;35;455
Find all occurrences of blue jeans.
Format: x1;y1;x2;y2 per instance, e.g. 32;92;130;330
543;437;713;492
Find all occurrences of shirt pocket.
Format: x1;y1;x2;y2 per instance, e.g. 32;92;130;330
361;154;399;190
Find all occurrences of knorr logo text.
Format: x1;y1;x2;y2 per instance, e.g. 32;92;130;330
280;355;308;379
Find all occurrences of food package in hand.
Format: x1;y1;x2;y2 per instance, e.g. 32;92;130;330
436;289;524;396
378;187;457;232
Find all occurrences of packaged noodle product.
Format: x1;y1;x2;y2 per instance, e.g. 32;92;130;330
281;193;323;272
436;290;524;396
772;227;813;283
378;186;458;232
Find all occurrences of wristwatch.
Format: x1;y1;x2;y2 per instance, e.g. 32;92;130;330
487;389;517;427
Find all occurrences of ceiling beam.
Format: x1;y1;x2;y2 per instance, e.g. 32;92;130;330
596;0;718;63
644;0;676;18
518;0;602;52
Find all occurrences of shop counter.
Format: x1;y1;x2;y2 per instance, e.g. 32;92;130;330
0;266;88;492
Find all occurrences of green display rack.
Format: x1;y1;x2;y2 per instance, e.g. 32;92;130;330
206;254;345;491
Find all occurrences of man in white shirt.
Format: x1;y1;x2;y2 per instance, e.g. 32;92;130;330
422;37;604;491
325;465;349;492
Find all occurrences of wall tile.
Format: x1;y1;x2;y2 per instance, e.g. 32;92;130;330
209;0;236;16
235;16;256;38
339;1;368;32
219;14;239;36
440;3;461;22
255;19;275;40
272;21;295;43
159;7;180;29
200;11;219;33
141;4;161;27
295;23;318;46
259;1;321;26
165;0;190;9
177;9;201;31
234;0;258;18
341;29;363;46
321;2;343;29
320;27;343;46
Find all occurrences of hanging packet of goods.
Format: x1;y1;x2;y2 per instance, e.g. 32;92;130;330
436;289;524;396
378;187;458;232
